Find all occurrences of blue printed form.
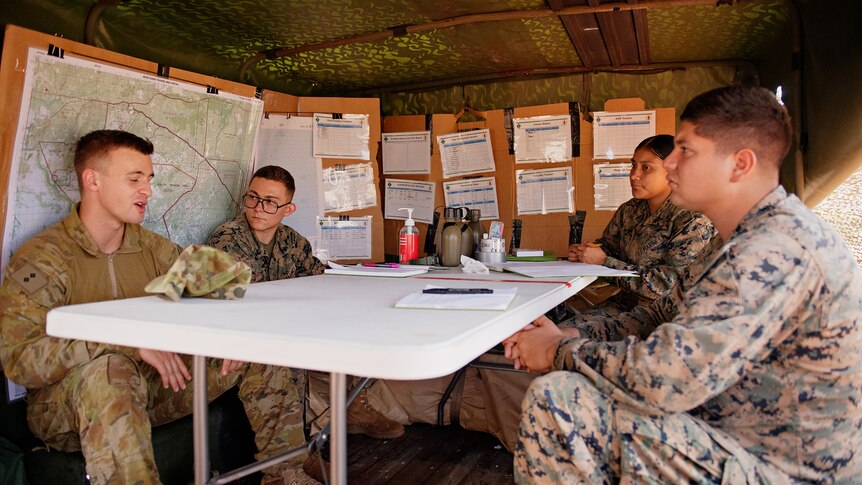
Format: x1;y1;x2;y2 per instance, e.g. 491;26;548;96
513;115;572;163
592;110;656;160
437;129;496;178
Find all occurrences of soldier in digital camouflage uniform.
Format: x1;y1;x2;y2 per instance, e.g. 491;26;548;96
0;130;312;485
567;134;716;321
505;85;862;483
206;165;325;283
207;165;403;479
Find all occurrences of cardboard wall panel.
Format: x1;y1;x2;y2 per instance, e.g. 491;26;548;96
298;96;384;263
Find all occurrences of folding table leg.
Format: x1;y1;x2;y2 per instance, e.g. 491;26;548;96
330;372;347;484
193;355;210;484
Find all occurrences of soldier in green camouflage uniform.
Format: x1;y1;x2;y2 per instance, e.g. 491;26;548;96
506;86;862;483
0;131;309;484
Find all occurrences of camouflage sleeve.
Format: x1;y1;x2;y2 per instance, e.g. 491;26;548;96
0;257;94;388
593;206;624;259
560;294;673;341
206;227;242;259
604;213;715;301
554;235;817;414
295;237;325;277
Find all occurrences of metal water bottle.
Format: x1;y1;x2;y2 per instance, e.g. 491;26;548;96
468;209;484;254
440;207;462;267
459;208;474;258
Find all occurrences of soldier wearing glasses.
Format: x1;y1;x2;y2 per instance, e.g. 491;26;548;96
207;165;404;481
207;165;324;282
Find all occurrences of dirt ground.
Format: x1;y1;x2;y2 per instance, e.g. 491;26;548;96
813;167;862;268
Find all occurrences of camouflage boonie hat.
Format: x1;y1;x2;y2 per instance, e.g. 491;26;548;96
145;244;252;301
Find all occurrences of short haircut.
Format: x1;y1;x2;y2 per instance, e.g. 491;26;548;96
251;165;295;200
681;85;792;171
74;130;154;188
635;134;675;160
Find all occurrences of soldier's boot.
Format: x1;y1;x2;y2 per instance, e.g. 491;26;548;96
346;388;405;439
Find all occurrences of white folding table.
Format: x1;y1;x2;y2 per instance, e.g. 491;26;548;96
47;270;594;484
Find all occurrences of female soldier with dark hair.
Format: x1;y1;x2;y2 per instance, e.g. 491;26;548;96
568;134;716;326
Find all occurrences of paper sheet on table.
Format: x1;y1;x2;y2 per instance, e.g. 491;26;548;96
324;262;428;277
395;285;517;310
490;261;637;278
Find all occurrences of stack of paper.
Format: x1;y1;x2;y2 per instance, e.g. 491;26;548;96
395;285;518;310
324;262;428;278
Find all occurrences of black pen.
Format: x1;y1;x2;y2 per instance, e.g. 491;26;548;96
422;288;494;294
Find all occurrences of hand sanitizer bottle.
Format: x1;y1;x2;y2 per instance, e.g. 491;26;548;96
399;208;419;263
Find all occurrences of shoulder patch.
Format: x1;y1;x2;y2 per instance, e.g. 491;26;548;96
10;262;49;295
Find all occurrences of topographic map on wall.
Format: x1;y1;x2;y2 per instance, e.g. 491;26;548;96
2;48;262;269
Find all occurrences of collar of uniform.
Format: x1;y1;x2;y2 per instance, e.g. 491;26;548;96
63;204;144;256
731;185;788;239
653;196;677;221
632;197;674;226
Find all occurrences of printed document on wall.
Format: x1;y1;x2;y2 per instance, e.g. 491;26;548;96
593;163;632;210
515;167;574;215
384;179;435;224
312;113;370;160
593;110;655;160
383;131;431;174
316;216;372;260
443;177;499;219
513;115;572;163
437;129;496;178
257;115;323;243
322;163;377;212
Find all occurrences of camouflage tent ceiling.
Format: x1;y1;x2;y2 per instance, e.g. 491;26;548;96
1;0;792;96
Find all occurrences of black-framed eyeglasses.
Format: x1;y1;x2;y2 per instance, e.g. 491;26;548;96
242;194;292;214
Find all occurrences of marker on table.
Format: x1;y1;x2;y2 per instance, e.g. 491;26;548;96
362;263;400;268
422;288;493;294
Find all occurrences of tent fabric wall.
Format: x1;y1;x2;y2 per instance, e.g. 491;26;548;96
796;0;862;206
1;0;859;205
379;66;744;118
